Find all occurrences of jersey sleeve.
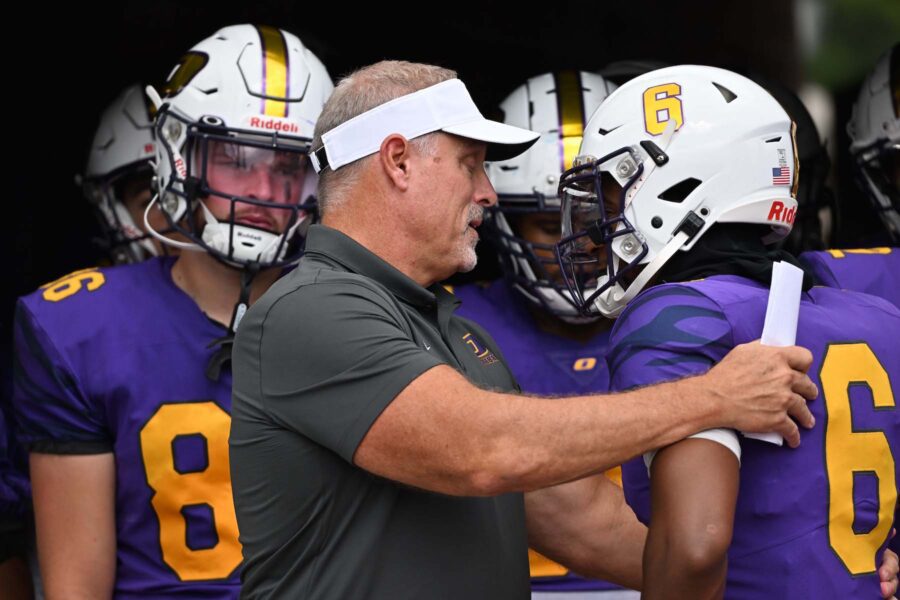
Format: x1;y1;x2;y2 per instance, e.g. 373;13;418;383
609;284;742;465
12;300;111;454
232;279;444;463
607;283;735;392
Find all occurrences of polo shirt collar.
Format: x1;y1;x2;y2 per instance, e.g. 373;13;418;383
304;225;448;309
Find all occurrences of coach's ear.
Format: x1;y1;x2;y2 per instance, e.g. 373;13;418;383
379;134;412;192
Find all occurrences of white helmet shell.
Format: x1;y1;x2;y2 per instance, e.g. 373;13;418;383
558;65;797;317
490;71;618;201
151;24;333;268
82;84;158;263
485;71;617;320
847;44;900;241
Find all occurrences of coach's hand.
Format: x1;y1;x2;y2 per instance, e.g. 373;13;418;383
881;531;898;600
703;340;817;448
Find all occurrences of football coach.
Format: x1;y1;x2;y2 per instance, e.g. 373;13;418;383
229;60;818;600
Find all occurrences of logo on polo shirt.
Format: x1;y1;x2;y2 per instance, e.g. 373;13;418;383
462;332;498;366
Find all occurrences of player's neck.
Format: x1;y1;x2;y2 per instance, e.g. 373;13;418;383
170;251;281;327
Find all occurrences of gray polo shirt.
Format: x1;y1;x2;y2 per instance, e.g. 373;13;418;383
230;225;529;599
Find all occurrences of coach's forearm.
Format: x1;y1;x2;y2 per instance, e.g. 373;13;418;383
356;342;814;496
476;375;719;494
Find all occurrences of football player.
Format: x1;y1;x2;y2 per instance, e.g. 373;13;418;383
81;83;175;264
847;43;899;244
12;24;332;598
0;82;171;600
555;65;899;598
453;71;640;598
798;45;899;310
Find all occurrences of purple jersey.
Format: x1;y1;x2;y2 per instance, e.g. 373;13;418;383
0;405;29;521
13;257;241;598
454;281;621;593
609;274;900;599
800;248;900;308
454;282;611;397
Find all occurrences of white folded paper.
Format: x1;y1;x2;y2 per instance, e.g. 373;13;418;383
743;260;804;445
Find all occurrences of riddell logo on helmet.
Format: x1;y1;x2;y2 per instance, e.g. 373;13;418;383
248;117;300;134
767;201;796;225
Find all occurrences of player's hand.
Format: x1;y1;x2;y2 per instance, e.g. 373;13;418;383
704;340;817;448
881;530;898;600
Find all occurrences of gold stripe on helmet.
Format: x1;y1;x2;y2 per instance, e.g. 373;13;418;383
160;52;208;100
257;25;289;118
556;71;586;171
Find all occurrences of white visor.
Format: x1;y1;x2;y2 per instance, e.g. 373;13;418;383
310;79;539;173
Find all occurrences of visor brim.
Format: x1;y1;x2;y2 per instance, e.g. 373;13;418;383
442;119;539;162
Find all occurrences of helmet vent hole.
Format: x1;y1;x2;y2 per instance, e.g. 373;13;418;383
658;178;702;203
712;82;738;103
499;165;519;171
765;136;782;143
199;87;218;96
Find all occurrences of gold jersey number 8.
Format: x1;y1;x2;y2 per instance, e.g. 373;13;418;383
140;402;242;581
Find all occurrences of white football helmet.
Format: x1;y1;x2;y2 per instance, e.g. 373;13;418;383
556;65;797;317
81;84;158;263
149;24;333;268
848;44;899;242
484;71;617;320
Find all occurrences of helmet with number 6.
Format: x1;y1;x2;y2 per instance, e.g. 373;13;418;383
556;65;797;317
848;44;900;242
484;71;617;320
149;24;333;268
82;84;159;264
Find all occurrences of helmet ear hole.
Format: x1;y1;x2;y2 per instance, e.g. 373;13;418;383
658;178;702;203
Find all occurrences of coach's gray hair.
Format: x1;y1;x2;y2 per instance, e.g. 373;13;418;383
312;60;457;213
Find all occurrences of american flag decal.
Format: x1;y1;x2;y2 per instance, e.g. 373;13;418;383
772;166;790;185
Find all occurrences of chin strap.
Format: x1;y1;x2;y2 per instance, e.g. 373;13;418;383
205;264;259;382
594;209;705;317
594;230;690;317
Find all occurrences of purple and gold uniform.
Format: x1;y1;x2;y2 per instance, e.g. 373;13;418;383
800;247;900;308
12;257;241;598
609;274;900;598
454;280;625;594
